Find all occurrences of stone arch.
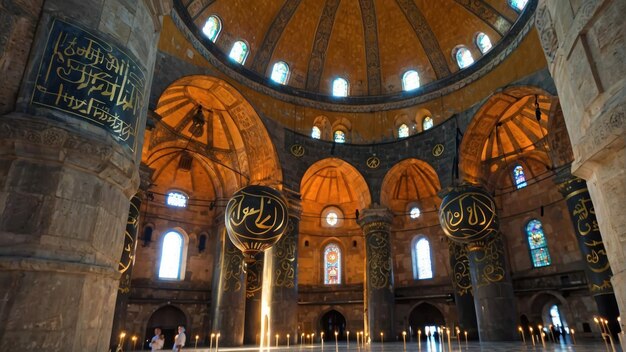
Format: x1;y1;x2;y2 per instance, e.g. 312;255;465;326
318;308;348;338
407;302;446;336
153;75;282;186
144;304;189;350
527;291;570;328
459;86;556;185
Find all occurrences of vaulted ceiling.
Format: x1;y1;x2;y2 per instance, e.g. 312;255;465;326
178;0;527;97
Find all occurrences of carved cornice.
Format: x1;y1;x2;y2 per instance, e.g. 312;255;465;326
170;0;537;112
0;113;139;197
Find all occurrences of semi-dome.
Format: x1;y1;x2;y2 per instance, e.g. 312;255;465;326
173;0;535;110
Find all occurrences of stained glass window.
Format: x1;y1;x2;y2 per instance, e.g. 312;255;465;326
513;165;528;189
455;47;474;69
412;237;433;280
202;15;221;42
229;41;249;64
526;219;551;268
410;207;421;219
476;32;492;54
422;116;434;130
402;70;420;91
166;191;188;208
332;78;348;97
159;231;184;279
326;211;338;226
312;126;321;139
334;130;346;143
509;0;528;11
398;124;409;138
324;243;341;285
271;61;289;84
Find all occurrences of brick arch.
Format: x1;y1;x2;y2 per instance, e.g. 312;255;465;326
380;158;441;212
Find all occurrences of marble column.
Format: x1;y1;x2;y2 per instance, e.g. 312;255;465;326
357;206;394;342
244;253;264;345
557;173;620;335
0;1;165;350
210;224;246;346
269;191;301;342
535;1;626;339
467;234;517;341
448;240;478;339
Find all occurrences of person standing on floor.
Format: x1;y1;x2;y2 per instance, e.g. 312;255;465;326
173;326;186;351
150;328;164;351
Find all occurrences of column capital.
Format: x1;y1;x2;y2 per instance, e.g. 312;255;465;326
138;163;155;195
357;205;393;233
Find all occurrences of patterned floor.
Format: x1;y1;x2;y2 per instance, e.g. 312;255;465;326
182;340;622;352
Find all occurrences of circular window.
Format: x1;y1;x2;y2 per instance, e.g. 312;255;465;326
410;207;421;219
326;212;338;226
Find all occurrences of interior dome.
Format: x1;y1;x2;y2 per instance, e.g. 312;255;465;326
174;0;535;110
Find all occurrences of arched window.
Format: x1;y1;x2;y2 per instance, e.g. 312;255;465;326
412;237;433;280
229;41;249;64
158;231;185;279
332;78;348;97
324;243;342;285
202;15;222;42
270;61;289;84
549;305;565;328
476;32;492;54
508;0;528;12
526;219;551;268
398;124;409;138
311;126;321;139
166;191;188;208
334;130;346;143
513;164;528;189
409;206;421;219
402;70;420;91
422;116;434;130
455;47;474;69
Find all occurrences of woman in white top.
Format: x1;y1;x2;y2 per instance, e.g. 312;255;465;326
173;326;186;351
149;328;164;351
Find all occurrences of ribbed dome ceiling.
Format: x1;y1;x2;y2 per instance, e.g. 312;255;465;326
177;0;528;100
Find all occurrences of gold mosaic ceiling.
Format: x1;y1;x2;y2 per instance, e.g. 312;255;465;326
178;0;528;98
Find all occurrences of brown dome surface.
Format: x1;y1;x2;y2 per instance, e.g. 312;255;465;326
174;0;534;107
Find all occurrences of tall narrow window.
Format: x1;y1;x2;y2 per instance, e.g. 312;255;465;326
508;0;528;11
402;70;420;91
229;41;249;64
398;124;409;138
526;219;551;268
513;164;528;189
202;15;222;42
332;78;348;97
412;237;433;280
455;47;474;69
311;126;321;139
271;61;289;84
324;243;342;285
422;116;434;130
159;231;184;279
476;32;492;54
334;130;346;143
550;305;564;328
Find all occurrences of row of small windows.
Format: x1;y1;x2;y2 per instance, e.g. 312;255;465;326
156;217;549;284
202;0;527;91
311;116;433;142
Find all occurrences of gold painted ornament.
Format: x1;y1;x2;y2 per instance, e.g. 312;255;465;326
439;185;499;244
225;185;289;262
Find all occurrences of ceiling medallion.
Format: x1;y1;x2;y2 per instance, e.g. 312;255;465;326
432;144;445;157
366;156;381;169
290;144;305;157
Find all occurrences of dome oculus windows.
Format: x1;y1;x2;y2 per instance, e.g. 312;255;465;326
409;206;421;219
202;15;222;42
476;32;492;54
398;124;410;138
270;61;289;84
229;41;249;64
166;191;188;208
332;78;349;97
455;47;474;69
334;130;346;143
311;126;321;139
322;206;343;227
402;70;420;91
509;0;529;12
422;116;434;130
